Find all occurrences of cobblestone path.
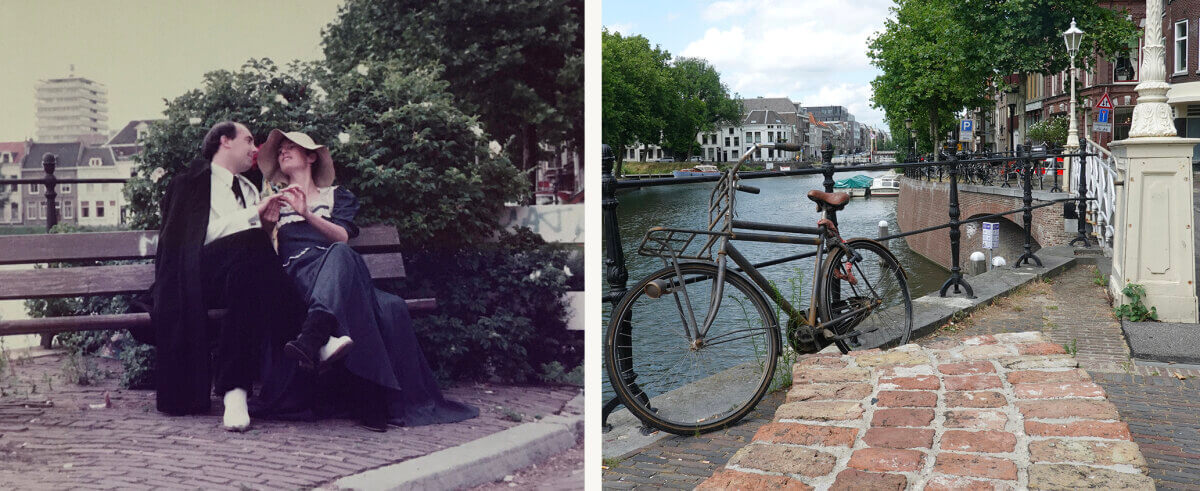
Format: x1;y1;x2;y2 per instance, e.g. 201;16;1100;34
698;332;1153;489
0;353;578;489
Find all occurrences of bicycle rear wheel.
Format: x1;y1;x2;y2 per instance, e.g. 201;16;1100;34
818;238;913;353
605;261;779;435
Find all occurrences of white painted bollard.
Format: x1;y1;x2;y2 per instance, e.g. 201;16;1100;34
878;220;888;241
968;251;986;275
991;256;1007;268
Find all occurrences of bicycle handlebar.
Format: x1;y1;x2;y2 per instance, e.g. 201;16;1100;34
736;184;760;194
772;142;802;152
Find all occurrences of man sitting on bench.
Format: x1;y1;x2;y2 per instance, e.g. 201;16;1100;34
151;120;306;431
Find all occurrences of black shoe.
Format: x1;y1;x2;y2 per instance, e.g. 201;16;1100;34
356;419;387;433
286;311;337;370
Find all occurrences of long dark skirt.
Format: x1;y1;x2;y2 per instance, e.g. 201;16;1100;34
252;242;477;426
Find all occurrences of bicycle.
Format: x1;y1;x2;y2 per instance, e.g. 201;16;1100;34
604;142;914;436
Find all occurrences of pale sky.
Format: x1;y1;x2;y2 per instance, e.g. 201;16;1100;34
0;0;345;142
603;0;894;130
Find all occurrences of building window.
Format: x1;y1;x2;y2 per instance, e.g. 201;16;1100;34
29;183;39;194
40;201;47;219
1176;20;1188;74
0;152;9;163
27;202;36;220
734;137;739;147
8;176;15;192
63;200;73;219
1114;39;1139;83
9;203;16;222
96;201;105;218
724;137;730;147
768;132;774;143
89;157;102;167
61;183;71;194
81;201;89;218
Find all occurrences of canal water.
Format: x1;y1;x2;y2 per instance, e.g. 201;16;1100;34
601;170;947;400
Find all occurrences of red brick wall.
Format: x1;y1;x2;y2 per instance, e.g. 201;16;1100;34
897;177;1072;270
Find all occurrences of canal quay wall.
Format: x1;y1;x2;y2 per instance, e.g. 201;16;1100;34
897;176;1075;271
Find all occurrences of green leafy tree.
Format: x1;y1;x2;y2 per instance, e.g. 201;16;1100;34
602;30;675;175
1027;116;1069;147
661;58;742;160
321;0;583;171
870;0;989;160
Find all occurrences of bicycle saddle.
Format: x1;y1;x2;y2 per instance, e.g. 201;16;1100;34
807;190;850;211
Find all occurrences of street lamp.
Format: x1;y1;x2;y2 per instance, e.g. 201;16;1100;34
905;117;915;160
1063;19;1084;150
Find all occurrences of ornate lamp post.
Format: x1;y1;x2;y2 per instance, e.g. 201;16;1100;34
1063;19;1084;191
905;117;915;160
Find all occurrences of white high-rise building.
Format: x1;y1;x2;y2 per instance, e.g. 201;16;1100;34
35;76;109;144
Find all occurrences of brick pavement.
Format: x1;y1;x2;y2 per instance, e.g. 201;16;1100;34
0;352;578;489
602;390;786;489
697;332;1154;489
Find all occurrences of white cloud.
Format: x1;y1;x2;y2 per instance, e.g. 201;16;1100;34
606;23;634;35
680;0;895;126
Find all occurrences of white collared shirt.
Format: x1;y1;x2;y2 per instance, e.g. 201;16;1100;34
205;164;262;245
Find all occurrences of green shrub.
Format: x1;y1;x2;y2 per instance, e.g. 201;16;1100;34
1114;283;1157;322
407;228;579;383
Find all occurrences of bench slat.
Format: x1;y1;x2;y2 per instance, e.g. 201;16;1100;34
0;253;408;300
0;225;402;265
0;297;438;337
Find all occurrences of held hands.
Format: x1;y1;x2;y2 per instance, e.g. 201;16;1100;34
257;194;285;229
278;185;310;219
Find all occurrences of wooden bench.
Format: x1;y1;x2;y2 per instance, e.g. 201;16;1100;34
0;225;434;339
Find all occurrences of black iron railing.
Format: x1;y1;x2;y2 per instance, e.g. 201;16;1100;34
0;154;130;233
601;142;1096;428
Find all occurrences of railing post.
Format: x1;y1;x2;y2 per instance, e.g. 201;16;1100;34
601;144;631;431
939;149;974;298
821;143;837;227
42;153;57;232
1050;147;1062;193
1015;149;1044;267
1069;149;1091;246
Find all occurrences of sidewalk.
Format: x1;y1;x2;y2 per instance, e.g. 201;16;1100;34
0;351;580;489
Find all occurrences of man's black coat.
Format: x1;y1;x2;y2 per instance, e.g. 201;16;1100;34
151;159;216;415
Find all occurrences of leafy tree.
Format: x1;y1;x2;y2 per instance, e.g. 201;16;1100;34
602;30;675;175
661;58;741;160
869;0;989;160
321;0;583;171
1027;116;1069;147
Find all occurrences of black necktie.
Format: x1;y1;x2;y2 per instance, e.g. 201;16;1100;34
231;178;245;208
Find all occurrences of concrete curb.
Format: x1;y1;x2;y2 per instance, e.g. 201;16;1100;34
332;392;583;490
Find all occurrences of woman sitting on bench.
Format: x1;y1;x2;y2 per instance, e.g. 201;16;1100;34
251;129;477;432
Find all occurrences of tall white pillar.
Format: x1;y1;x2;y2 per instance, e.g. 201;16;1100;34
1109;0;1198;322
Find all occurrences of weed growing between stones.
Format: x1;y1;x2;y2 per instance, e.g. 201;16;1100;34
1092;268;1108;287
1114;283;1157;322
1063;339;1078;356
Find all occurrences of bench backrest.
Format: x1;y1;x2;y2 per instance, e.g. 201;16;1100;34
0;225;407;301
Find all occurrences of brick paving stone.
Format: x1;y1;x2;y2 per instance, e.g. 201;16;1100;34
752;422;857;447
847;448;925;472
940;430;1017;453
877;375;940;390
944;374;1003;391
862;427;935;449
1028;439;1148;469
944;410;1008;431
775;401;864;421
829;468;907;490
1013;381;1106;399
924;474;1014;491
727;443;837;476
1006;368;1090;384
786;382;872;402
934;453;1018;480
1027;463;1155;489
938;361;996;375
853;350;929;367
1017;398;1121;420
871;408;935;428
1025;420;1133;440
793;366;870;384
1019;342;1069;355
944;391;1008;408
695;469;813;490
876;390;937;408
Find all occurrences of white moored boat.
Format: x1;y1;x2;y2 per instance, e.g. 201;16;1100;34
869;172;900;197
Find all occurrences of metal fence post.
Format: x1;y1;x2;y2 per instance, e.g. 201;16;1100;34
1069;150;1091;246
42;153;57;232
1015;149;1044;267
601;144;631;431
821;143;837;227
939;150;974;298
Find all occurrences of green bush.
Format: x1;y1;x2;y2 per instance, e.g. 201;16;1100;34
407;228;579;383
1115;283;1158;322
1026;116;1068;147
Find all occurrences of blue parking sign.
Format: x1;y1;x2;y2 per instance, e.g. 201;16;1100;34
961;120;973;132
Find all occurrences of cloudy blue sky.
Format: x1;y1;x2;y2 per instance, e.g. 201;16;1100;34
603;0;895;130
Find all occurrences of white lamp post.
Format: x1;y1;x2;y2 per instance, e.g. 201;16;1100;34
1063;19;1084;151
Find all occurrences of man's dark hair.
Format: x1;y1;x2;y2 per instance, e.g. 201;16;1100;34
200;121;239;160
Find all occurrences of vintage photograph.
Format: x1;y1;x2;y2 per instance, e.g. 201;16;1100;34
0;1;583;489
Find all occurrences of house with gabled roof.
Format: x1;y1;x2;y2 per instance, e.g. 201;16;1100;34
0;141;29;225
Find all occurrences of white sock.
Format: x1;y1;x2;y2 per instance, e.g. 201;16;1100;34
223;388;250;432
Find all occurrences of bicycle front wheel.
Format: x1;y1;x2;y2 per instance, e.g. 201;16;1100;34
605;261;779;435
819;238;913;353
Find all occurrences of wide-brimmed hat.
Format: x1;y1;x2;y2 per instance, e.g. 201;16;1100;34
257;129;335;187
